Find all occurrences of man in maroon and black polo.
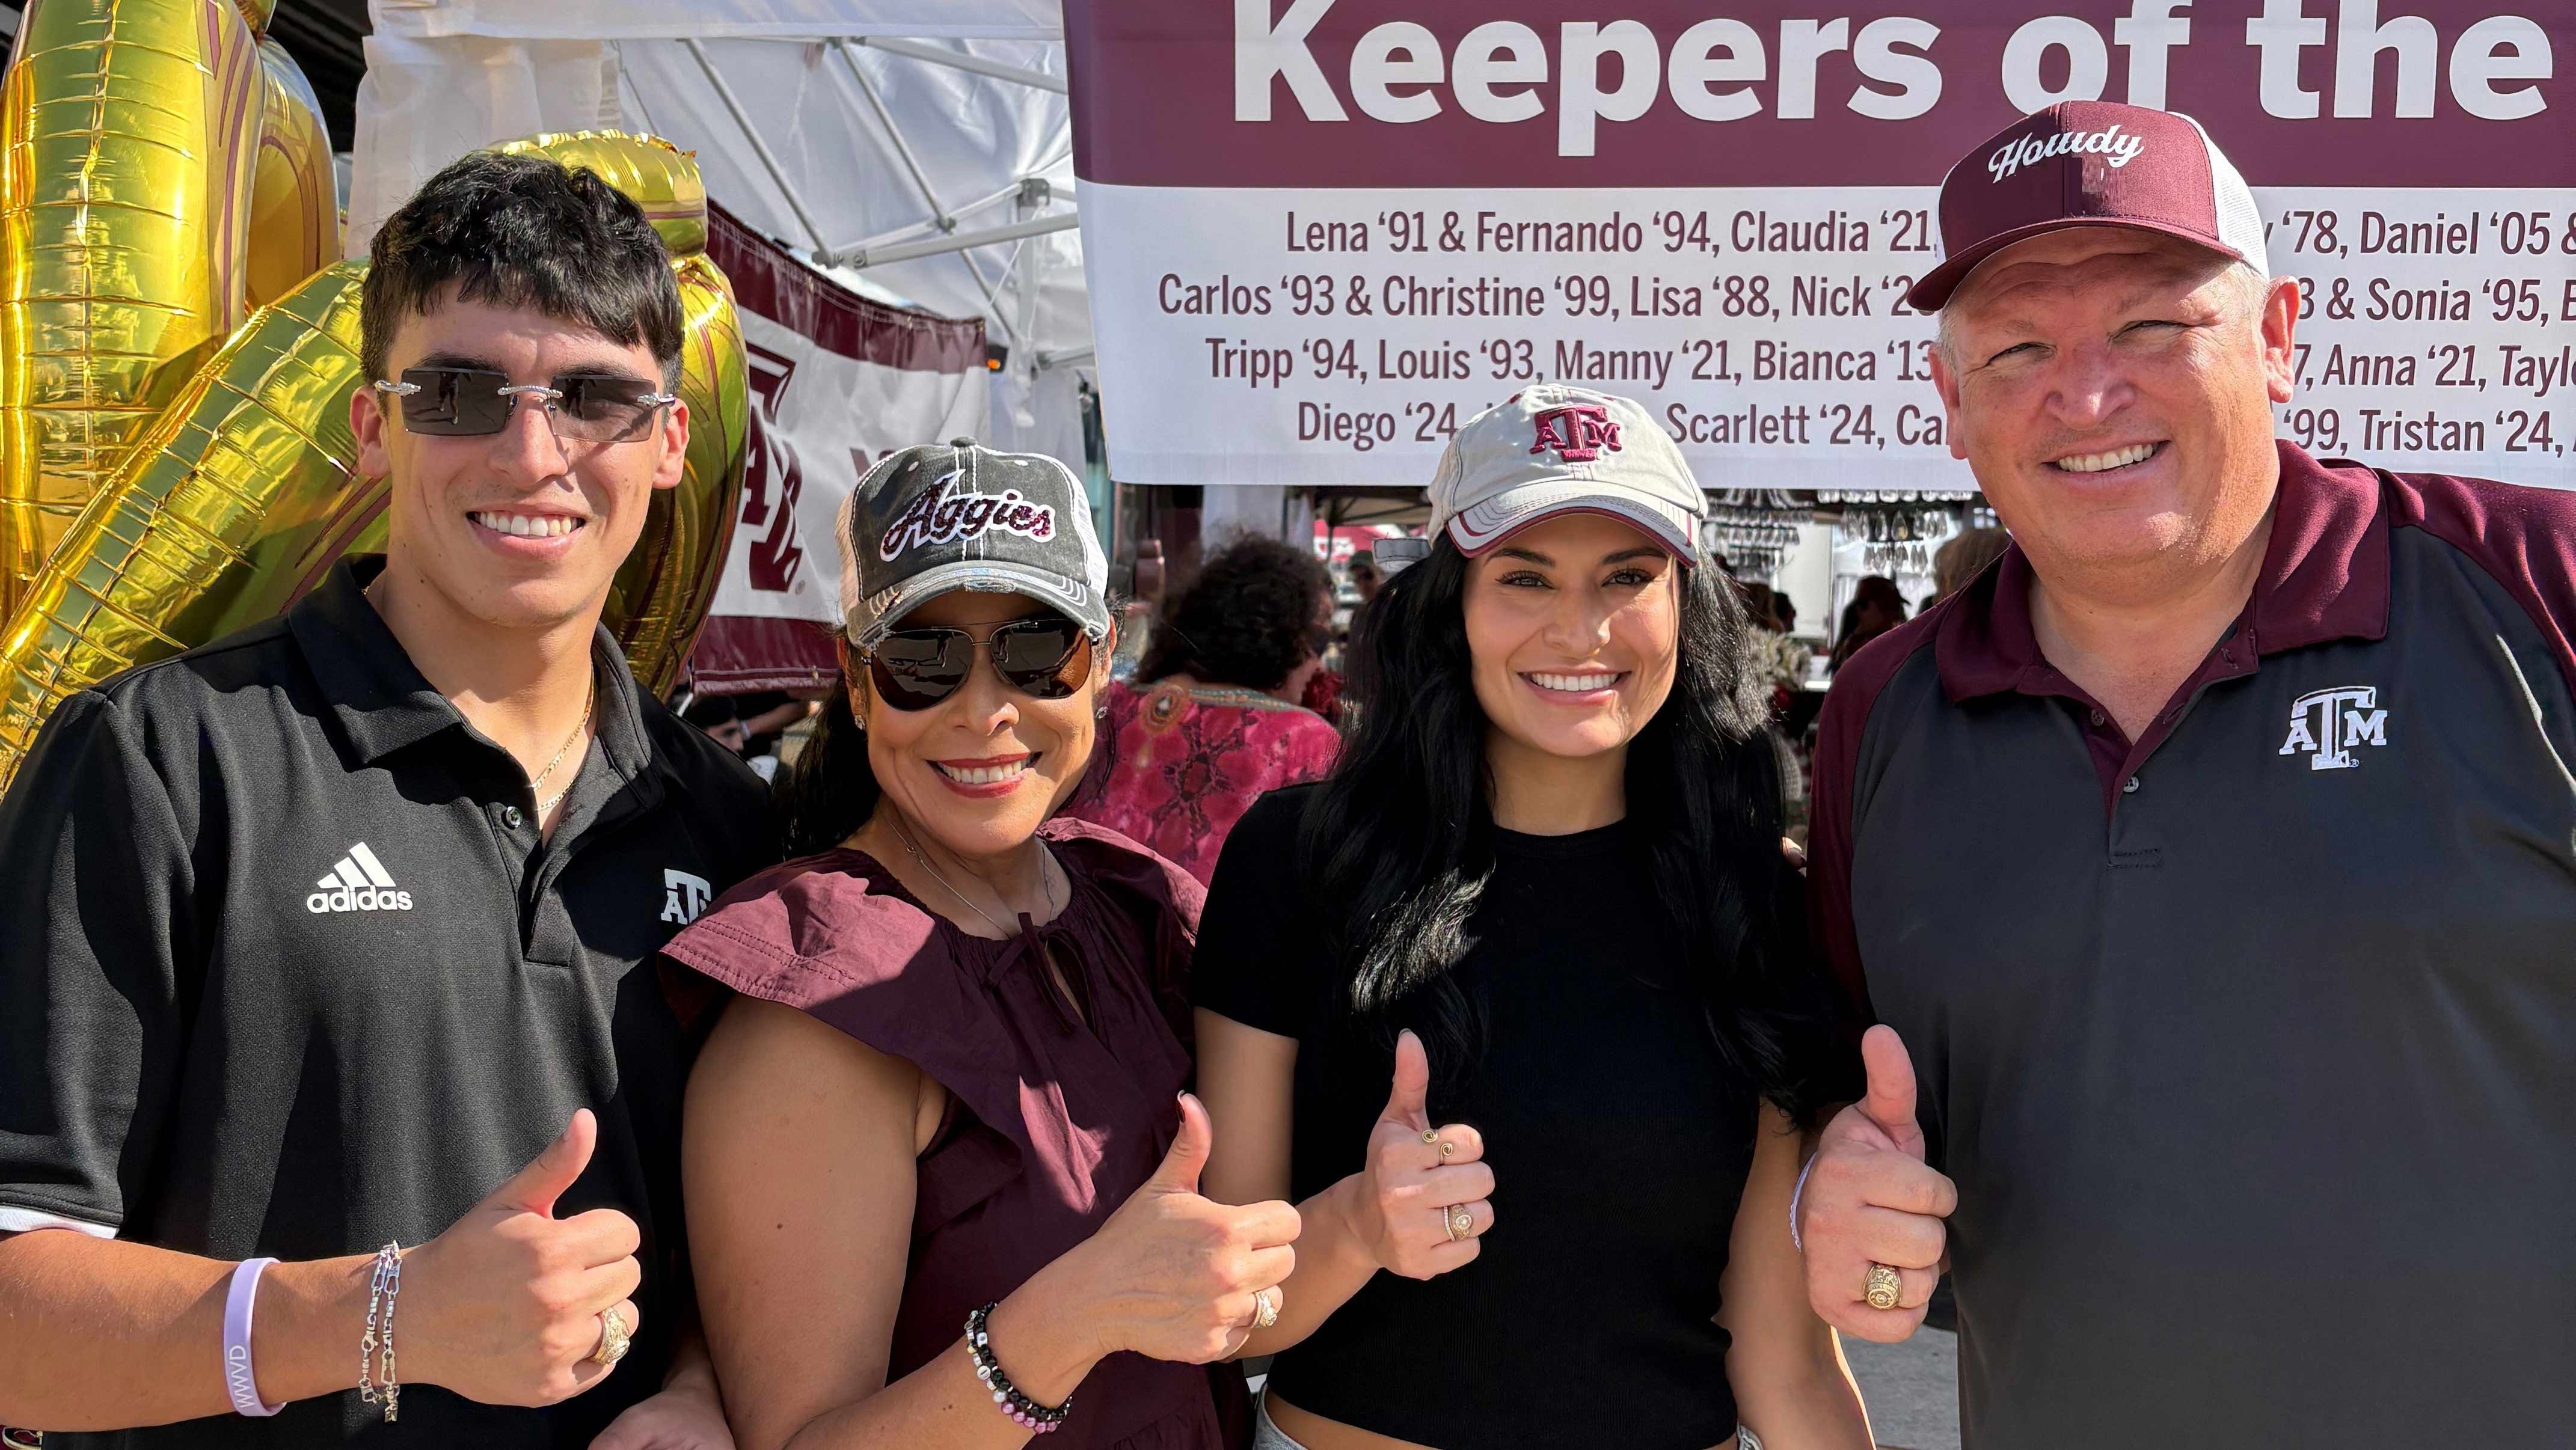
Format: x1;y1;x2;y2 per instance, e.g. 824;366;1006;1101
1792;100;2576;1446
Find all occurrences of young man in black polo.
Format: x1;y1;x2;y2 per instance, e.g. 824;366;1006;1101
0;153;771;1446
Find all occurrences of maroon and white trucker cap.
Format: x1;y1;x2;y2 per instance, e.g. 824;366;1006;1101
1905;100;2267;313
1428;383;1703;563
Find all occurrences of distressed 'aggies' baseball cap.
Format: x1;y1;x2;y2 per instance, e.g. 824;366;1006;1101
1428;384;1704;563
842;438;1111;647
1904;100;2268;313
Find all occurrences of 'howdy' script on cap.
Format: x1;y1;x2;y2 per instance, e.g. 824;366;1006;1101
1989;124;2147;182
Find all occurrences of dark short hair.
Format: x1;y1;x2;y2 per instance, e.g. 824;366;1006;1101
361;151;684;387
1136;535;1331;693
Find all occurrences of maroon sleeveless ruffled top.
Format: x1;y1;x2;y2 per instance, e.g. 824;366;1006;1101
660;818;1249;1449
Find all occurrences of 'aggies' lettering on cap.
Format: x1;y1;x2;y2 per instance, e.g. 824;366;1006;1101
1531;404;1622;462
879;470;1059;561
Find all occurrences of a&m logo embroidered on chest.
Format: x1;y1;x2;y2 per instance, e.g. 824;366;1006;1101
2279;685;2389;771
662;869;713;925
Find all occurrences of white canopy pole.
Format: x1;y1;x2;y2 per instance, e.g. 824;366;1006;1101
845;34;1064;94
823;40;1030;344
829;212;1076;269
832;38;955;233
682;38;833;257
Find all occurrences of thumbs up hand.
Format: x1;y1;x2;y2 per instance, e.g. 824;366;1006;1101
1072;1094;1302;1365
1797;1027;1958;1342
401;1110;646;1406
1343;1030;1495;1280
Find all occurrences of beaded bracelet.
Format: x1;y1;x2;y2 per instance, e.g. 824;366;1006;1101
963;1303;1071;1434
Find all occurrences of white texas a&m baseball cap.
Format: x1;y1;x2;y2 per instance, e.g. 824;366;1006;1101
1427;384;1704;563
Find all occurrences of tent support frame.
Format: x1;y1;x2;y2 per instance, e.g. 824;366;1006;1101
844;35;1066;95
827;213;1076;271
682;38;833;257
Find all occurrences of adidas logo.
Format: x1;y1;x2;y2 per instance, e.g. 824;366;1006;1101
307;842;415;914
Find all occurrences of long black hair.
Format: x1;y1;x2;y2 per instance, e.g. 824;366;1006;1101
1301;535;1845;1119
777;640;879;858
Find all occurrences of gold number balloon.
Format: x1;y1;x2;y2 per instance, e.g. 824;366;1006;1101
495;130;708;258
0;125;750;791
614;249;747;696
0;0;266;619
244;35;341;311
0;260;370;773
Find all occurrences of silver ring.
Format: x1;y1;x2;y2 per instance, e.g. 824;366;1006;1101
1250;1287;1280;1330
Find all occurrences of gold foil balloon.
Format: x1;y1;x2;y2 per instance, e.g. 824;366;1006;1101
243;37;340;310
610;249;747;695
495;130;710;258
0;260;368;785
0;0;266;620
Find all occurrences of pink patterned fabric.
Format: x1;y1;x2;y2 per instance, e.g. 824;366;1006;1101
1065;681;1341;885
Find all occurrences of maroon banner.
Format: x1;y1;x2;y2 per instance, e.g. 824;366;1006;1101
1066;1;2575;190
688;203;989;696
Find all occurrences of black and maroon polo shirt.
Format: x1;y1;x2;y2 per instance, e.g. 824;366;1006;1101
1811;440;2576;1448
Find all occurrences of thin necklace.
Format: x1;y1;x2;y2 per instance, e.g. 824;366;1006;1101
529;677;596;818
889;817;1055;938
361;577;595;821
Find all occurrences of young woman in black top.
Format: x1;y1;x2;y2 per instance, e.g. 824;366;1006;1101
1192;385;1872;1450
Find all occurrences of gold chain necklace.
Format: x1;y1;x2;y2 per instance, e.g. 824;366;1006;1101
529;676;596;819
888;817;1056;938
359;578;595;822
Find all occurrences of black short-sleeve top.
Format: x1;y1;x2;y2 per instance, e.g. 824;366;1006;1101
659;818;1248;1450
1194;785;1761;1450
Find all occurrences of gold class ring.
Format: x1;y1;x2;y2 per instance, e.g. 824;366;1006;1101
1863;1262;1904;1312
590;1306;632;1366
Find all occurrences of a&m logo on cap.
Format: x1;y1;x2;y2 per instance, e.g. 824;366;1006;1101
1531;404;1622;462
880;469;1058;561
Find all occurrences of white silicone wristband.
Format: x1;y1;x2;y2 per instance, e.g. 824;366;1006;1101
1788;1151;1820;1253
222;1258;285;1416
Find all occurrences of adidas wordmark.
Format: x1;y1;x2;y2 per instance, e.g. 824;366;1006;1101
307;842;414;914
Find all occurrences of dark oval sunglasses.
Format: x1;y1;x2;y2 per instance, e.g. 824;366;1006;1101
374;366;677;444
866;616;1094;711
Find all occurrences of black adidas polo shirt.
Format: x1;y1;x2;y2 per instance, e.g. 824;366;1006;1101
0;558;774;1448
1811;441;2576;1447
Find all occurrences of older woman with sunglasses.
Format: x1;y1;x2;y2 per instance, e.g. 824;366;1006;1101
661;442;1295;1450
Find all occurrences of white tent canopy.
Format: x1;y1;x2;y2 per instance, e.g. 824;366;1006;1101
352;0;1089;462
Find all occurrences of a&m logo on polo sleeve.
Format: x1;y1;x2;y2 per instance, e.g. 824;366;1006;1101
2278;685;2389;771
662;869;714;925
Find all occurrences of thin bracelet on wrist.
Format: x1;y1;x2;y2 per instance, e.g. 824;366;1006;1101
358;1243;402;1422
965;1302;1073;1434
